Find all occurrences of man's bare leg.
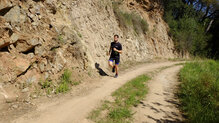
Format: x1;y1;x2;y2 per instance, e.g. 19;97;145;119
115;64;119;78
108;61;114;68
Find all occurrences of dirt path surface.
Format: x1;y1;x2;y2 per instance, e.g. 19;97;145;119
134;65;184;123
12;62;182;123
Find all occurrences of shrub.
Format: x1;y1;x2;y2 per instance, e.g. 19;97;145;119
113;2;148;35
55;69;72;94
56;82;69;93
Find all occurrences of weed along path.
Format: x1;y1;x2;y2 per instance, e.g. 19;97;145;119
133;65;184;123
12;62;183;123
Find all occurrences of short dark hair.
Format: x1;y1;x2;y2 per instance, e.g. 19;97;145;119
114;34;119;38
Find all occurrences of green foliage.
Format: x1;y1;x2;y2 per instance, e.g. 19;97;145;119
77;32;82;38
41;79;52;89
39;79;54;95
72;81;80;86
163;0;212;57
109;107;132;120
88;74;150;122
56;82;69;93
179;60;219;122
39;70;80;95
58;35;65;44
112;75;149;107
55;69;74;94
131;13;149;34
113;2;148;34
61;69;72;84
140;19;149;33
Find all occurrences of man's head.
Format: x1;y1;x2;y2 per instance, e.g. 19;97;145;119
114;34;119;42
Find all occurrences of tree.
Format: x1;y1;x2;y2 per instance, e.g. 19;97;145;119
163;0;218;58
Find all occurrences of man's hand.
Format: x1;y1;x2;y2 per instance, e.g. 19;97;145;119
113;48;122;53
113;48;118;52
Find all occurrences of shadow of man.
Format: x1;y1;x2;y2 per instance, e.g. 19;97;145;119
95;63;108;76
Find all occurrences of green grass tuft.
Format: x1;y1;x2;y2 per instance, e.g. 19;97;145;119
179;60;219;123
88;74;150;122
56;69;73;94
39;79;54;95
41;79;52;89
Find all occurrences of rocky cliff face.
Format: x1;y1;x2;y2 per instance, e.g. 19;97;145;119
0;0;178;100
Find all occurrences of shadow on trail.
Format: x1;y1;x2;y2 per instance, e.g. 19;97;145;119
146;115;184;123
139;93;186;123
95;63;108;76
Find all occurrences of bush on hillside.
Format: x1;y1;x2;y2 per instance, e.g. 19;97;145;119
113;1;148;35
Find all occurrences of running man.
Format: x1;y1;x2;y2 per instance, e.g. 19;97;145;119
108;34;122;78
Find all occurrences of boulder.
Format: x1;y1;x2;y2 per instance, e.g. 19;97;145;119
0;52;31;83
15;37;40;53
15;39;34;53
0;27;11;49
10;33;19;43
4;6;26;23
35;45;45;56
16;69;41;84
51;49;67;73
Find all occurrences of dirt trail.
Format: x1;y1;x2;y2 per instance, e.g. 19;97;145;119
12;62;182;123
134;65;184;123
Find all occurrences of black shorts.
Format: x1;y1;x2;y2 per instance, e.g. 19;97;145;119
109;56;120;65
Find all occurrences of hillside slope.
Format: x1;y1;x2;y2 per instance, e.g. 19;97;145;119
0;0;178;101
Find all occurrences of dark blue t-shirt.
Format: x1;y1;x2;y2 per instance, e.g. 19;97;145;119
110;42;122;58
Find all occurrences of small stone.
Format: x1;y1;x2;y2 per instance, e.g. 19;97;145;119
26;77;36;84
24;98;31;103
32;63;38;69
38;15;42;19
35;46;44;56
21;87;29;93
47;95;52;98
15;27;20;31
32;22;38;26
28;53;34;59
11;104;18;109
10;33;19;43
39;62;45;72
32;94;37;99
30;102;36;106
44;72;49;79
29;38;39;46
5;99;14;103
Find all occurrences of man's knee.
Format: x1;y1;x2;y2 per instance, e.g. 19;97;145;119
108;61;113;66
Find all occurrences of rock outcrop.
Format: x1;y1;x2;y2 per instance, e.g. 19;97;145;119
0;0;179;99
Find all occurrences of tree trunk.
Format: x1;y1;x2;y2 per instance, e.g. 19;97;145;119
206;19;214;33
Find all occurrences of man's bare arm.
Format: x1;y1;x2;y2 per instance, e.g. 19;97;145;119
108;46;112;55
113;48;122;54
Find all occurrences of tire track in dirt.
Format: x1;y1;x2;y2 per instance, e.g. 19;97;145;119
133;65;184;123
